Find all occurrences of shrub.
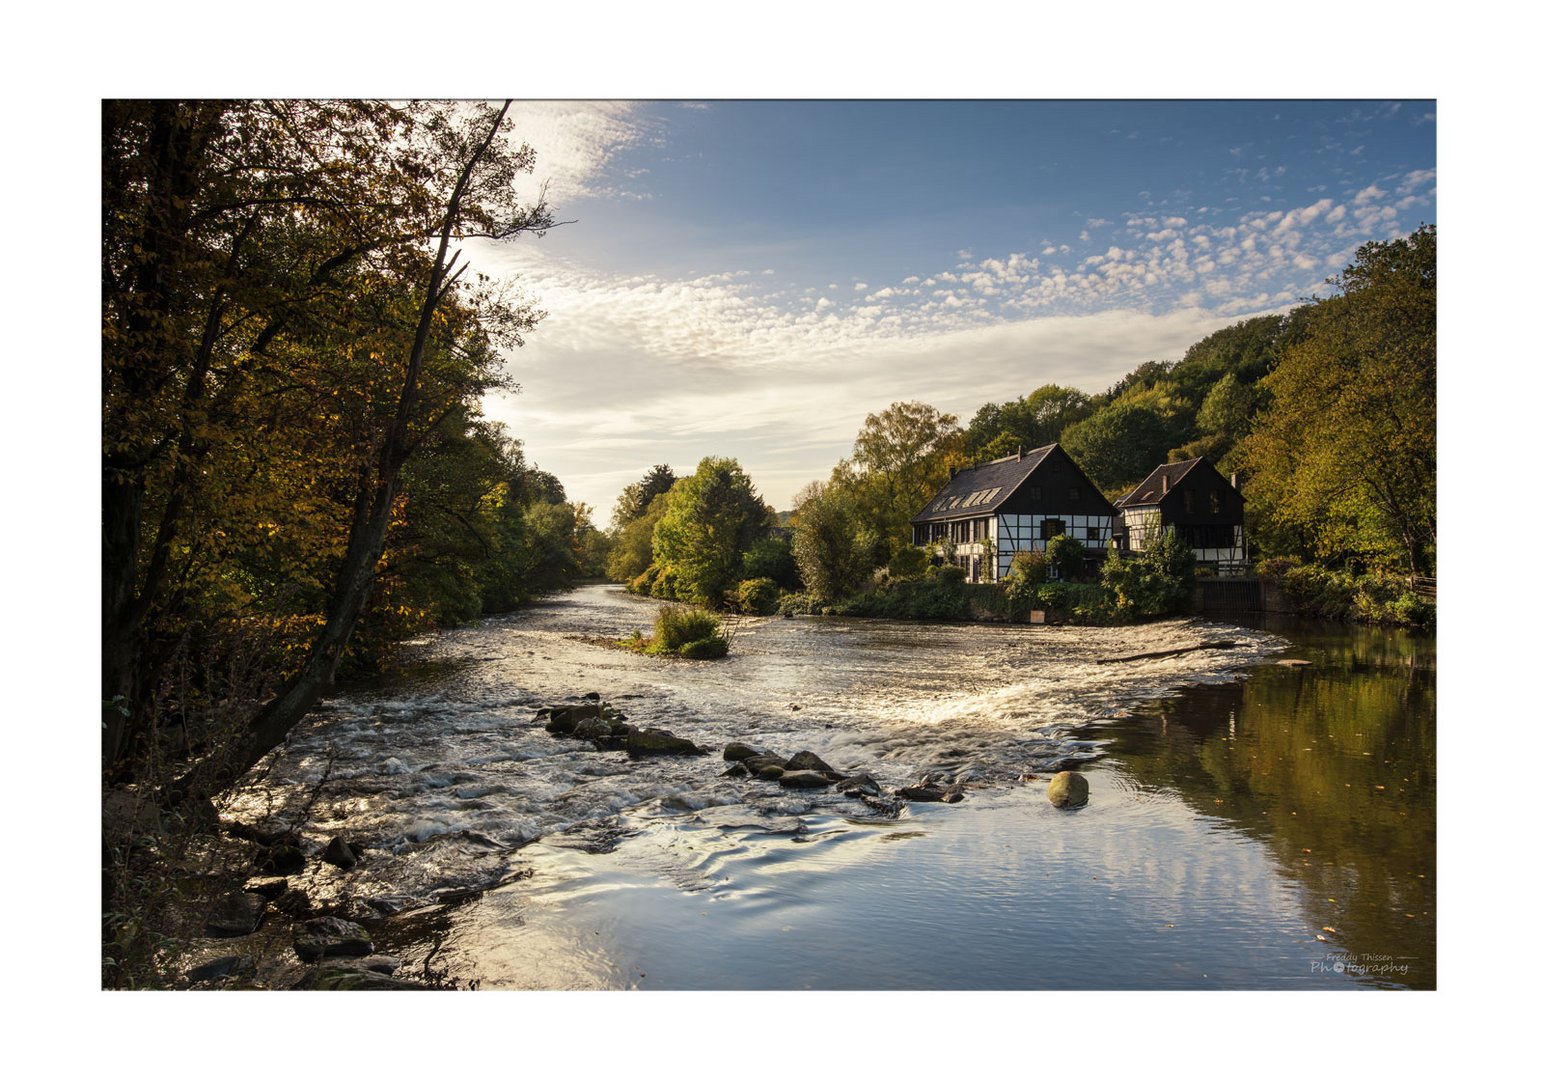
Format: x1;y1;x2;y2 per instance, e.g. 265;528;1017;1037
678;636;730;659
887;545;930;581
1100;531;1194;617
1046;534;1088;581
733;577;780;615
630;604;731;658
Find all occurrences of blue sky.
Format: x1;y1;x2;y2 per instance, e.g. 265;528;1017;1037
468;99;1434;524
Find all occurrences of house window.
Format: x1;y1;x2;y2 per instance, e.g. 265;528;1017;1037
1028;485;1041;500
1068;487;1080;502
1209;490;1220;514
1183;490;1195;514
1041;518;1065;541
1086;526;1099;542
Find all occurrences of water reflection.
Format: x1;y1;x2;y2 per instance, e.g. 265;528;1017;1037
1098;617;1436;988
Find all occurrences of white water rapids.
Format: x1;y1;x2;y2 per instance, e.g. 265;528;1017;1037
224;585;1285;918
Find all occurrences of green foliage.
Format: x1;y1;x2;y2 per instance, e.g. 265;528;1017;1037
832;564;970;621
838;400;964;564
1002;551;1048;618
964;385;1096;462
886;544;930;581
1060;393;1190;493
1268;564;1435;629
1045;534;1088;581
1240;226;1435;574
1101;530;1195;617
607;487;672;583
651;457;771;608
743;534;801;591
612;465;676;528
734;577;781;615
641;604;730;658
791;482;873;602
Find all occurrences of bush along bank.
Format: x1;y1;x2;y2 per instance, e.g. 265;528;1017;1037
778;531;1199;627
1255;558;1434;629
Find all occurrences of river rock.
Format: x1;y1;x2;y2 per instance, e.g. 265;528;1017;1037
778;769;834;789
186;954;256;985
835;773;882;797
1046;771;1090;808
724;742;764;762
322;835;360;870
245;875;289;899
785;750;838;777
544;703;605;735
723;762;750;778
294;916;374;962
291;965;419;991
626;727;707;757
204;891;268;938
898;784;947;802
572;715;615;741
755;764;786;780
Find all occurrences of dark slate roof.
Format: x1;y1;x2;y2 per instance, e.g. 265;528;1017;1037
1115;459;1203;507
910;444;1057;524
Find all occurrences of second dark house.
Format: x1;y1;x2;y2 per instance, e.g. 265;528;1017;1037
1114;457;1246;573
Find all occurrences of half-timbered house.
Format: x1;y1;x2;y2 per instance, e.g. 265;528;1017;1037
1114;457;1246;573
910;444;1116;583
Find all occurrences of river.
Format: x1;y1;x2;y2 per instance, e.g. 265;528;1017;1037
225;584;1436;990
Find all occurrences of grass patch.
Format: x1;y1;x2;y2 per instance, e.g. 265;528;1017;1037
619;604;731;658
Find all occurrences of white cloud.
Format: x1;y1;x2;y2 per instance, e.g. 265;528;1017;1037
506;101;651;204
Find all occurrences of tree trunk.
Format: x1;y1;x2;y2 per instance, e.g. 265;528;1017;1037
174;102;513;799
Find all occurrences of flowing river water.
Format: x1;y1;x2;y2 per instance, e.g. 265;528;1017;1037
225;585;1436;990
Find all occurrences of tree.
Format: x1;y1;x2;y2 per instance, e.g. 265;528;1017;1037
607;487;673;583
103;100;557;790
612;464;676;527
651;457;772;608
1241;226;1436;574
842;400;964;562
1059;392;1188;493
964;384;1096;461
791;482;873;602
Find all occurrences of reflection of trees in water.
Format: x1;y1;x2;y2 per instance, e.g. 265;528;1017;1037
1102;621;1435;988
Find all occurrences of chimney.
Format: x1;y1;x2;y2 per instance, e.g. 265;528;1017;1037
1017;445;1023;461
1161;475;1169;495
1230;472;1239;489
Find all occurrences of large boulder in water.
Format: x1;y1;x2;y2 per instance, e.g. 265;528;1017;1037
626;727;707;757
1046;771;1090;808
723;742;764;762
785;750;839;777
545;703;605;735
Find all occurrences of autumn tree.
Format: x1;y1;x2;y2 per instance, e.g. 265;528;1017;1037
103;99;559;788
1241;226;1436;574
839;400;964;563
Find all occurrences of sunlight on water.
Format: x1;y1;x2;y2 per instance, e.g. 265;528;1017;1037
211;584;1445;989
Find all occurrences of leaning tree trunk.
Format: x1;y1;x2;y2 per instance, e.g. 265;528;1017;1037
174;103;513;800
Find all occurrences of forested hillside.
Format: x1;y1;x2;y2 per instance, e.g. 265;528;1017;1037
610;225;1436;613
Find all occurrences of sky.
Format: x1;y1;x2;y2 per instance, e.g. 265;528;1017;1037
462;99;1437;525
